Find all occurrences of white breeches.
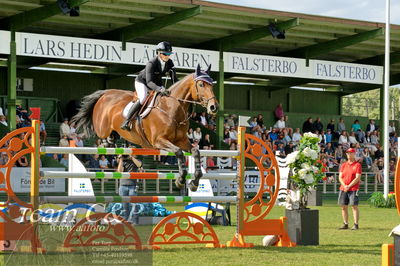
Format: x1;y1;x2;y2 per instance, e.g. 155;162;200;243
135;81;148;104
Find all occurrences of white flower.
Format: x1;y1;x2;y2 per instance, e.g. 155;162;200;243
298;169;308;178
286;151;299;164
304;132;318;138
304;173;315;184
301;163;311;171
303;147;318;160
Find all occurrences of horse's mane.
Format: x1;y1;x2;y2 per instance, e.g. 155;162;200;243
167;73;193;92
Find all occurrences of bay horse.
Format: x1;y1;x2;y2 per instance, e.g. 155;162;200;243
72;64;218;191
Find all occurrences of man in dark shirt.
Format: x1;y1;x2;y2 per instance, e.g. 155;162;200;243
118;154;143;224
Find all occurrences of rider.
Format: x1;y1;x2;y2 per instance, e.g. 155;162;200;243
121;41;179;130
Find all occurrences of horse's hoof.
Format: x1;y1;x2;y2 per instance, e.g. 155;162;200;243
189;180;199;192
175;179;185;189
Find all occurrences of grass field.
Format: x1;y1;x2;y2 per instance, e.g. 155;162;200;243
1;199;398;266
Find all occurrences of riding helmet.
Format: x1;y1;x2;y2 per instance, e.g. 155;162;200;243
156;41;173;53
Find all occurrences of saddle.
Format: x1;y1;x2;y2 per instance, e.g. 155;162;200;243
122;91;159;121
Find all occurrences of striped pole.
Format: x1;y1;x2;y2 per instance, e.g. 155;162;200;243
40;171;237;180
40;196;237;204
40;146;239;157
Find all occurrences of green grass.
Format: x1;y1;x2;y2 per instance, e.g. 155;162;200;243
1;200;398;266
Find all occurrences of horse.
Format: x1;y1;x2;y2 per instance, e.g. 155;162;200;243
72;64;218;191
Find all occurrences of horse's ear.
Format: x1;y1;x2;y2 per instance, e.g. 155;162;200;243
196;64;201;76
206;64;211;74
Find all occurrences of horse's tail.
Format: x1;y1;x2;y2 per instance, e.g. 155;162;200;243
72;90;107;138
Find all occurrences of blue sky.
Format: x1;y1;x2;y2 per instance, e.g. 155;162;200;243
210;0;400;25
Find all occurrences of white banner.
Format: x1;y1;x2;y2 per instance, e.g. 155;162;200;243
3;167;66;193
11;31;219;71
224;52;383;84
0;31;383;84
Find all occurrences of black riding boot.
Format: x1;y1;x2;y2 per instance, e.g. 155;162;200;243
121;101;142;130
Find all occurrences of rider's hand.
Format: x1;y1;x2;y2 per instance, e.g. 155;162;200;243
159;86;170;96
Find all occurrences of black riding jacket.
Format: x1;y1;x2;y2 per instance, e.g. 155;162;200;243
136;56;178;91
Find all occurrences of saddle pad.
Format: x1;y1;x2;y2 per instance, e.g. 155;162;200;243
122;92;159;119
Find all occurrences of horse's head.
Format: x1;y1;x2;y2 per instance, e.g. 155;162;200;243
191;64;219;115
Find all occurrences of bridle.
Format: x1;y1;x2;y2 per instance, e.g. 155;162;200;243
155;72;216;126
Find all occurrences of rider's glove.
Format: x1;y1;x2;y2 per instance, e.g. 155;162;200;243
159;86;170;96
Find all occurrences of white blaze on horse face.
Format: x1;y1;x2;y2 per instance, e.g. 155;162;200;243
204;83;218;115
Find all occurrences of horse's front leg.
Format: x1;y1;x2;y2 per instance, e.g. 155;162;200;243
174;149;187;189
154;139;187;189
188;147;203;192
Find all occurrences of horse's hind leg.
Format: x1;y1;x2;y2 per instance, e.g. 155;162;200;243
189;148;202;192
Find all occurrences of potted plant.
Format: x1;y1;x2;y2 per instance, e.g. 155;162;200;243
285;132;326;245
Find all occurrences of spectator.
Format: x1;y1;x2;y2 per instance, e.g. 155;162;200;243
99;155;109;169
187;128;194;143
206;157;216;170
70;122;77;135
388;121;396;135
371;159;383;184
370;131;379;145
60;154;68;167
208;115;216;130
325;129;333;144
317;130;325;144
223;128;231;144
366;119;378;133
75;135;84;147
229;126;238;144
273;117;285;131
338;131;349;150
276;143;285;156
351;120;361;133
348;132;358;145
282;129;292;145
199;111;208;127
40;120;47;145
88;154;100;169
327;119;335;134
201;134;214;149
302;117;314;133
118;154;143;224
362;148;372;169
226;115;235;128
325;142;334;156
284;115;293;136
256;114;264;128
313;117;323;133
60;118;71;138
355;129;365;143
285;142;295;155
274;103;284;121
59;135;69;147
249;116;258;128
337;118;346;135
267;128;278;143
374;145;384;160
0;115;7;127
193;127;202;142
335;144;344;162
292;128;302;144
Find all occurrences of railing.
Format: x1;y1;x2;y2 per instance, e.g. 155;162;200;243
321;171;390;194
87;168;179;194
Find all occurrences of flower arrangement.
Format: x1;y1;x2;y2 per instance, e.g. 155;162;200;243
286;132;326;209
